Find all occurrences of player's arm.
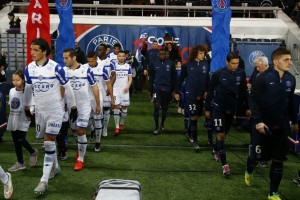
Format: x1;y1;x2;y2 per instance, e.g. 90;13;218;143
23;67;34;120
124;67;132;93
106;80;114;106
288;77;298;133
110;60;116;86
175;63;187;101
88;68;101;114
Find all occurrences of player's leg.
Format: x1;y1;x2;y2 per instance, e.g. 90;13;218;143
0;166;13;199
102;95;111;137
204;117;214;145
56;121;69;160
153;89;161;134
160;91;170;132
120;92;130;131
9;131;26;172
113;91;121;135
94;111;103;152
17;130;37;167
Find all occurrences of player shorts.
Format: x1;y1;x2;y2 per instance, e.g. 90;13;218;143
186;94;203;116
250;121;289;162
35;111;64;139
77;103;91;128
113;88;130;106
212;106;234;134
153;89;171;106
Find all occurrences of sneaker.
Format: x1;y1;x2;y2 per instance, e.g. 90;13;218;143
60;152;68;161
212;150;221;162
119;124;125;131
74;160;84;171
268;192;281;200
159;126;165;132
114;128;120;135
259;161;268;168
8;162;26;172
177;107;182;114
49;165;61;179
95;143;101;152
153;128;159;135
34;181;48;195
245;171;253;186
193;142;200;152
74;151;79;161
102;129;108;137
29;149;38;167
4;173;13;199
293;176;300;187
222;164;231;176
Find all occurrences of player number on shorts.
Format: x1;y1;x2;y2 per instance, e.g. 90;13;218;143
36;124;41;132
255;145;261;154
189;104;196;111
214;119;222;127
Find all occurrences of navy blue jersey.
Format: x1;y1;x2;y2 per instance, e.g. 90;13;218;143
146;48;159;69
205;67;247;112
176;60;210;97
149;59;176;92
249;67;297;125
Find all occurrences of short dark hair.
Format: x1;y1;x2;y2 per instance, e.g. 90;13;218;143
189;45;207;61
87;51;97;59
31;38;51;56
63;48;77;58
118;50;125;54
226;52;239;62
8;12;14;17
124;50;130;55
99;43;107;50
114;43;121;49
271;47;291;61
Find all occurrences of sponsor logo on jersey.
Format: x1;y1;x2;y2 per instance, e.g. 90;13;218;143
48;122;61;128
33;82;55;92
38;75;43;81
236;76;241;85
77;118;88;123
70;81;86;90
249;51;265;67
286;80;292;91
86;34;124;53
11;97;21;109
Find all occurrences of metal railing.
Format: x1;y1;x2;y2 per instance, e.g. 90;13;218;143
5;2;282;18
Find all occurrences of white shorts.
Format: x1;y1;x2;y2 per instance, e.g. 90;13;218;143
113;89;130;106
76;103;91;128
35;111;64;139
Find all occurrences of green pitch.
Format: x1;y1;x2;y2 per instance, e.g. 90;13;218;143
0;92;299;200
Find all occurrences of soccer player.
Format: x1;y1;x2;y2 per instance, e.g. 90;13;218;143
107;43;121;64
112;51;132;135
0;166;13;199
204;52;248;176
149;49;176;134
245;48;298;200
175;45;210;152
98;44;116;137
63;48;100;170
24;38;77;194
87;51;114;151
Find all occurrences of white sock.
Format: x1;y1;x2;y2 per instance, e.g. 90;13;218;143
77;135;87;162
41;141;56;183
120;108;127;125
95;128;102;143
103;109;110;132
90;124;94;132
95;116;102;143
114;109;120;129
0;166;8;184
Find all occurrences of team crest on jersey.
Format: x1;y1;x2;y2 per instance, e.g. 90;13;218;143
235;76;241;85
10;97;21;109
212;0;230;13
38;75;43;81
202;66;206;73
166;65;170;71
33;82;54;92
86;34;124;54
72;76;77;80
286;81;292;91
249;51;265;67
56;0;71;10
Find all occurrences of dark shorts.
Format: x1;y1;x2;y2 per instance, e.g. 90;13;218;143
153;89;171;106
251;122;289;162
212;107;234;133
59;121;69;136
186;94;203;116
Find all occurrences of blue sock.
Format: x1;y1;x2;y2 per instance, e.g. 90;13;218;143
216;140;227;165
